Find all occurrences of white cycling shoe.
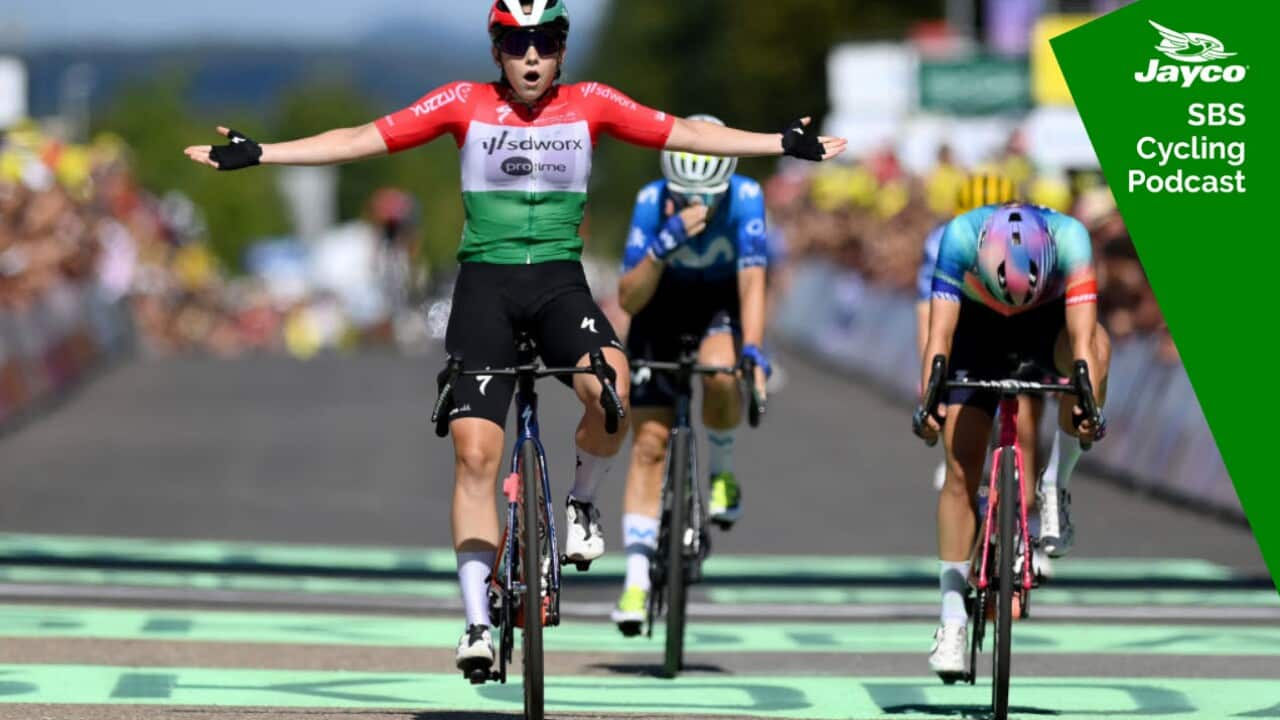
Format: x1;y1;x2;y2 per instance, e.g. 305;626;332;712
1038;487;1075;558
929;622;969;680
563;496;604;569
455;624;495;677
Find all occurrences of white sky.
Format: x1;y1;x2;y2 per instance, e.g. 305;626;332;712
0;0;611;47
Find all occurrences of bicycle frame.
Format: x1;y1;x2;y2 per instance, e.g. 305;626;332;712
974;395;1035;602
506;372;562;629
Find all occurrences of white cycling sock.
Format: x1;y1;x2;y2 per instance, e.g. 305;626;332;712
940;561;970;624
1040;428;1062;494
1041;428;1082;494
622;513;659;591
570;448;614;503
457;551;493;628
707;429;735;476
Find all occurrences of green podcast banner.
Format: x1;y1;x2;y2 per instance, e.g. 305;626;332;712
1053;1;1277;585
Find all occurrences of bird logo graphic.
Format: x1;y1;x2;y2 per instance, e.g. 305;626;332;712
1149;20;1236;64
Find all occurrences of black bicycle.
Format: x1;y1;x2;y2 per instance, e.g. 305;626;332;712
631;336;764;678
914;354;1102;720
432;332;623;720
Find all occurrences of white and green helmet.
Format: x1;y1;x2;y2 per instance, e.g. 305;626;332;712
489;0;571;40
661;114;737;195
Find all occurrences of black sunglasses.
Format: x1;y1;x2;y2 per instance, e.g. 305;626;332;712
497;29;564;57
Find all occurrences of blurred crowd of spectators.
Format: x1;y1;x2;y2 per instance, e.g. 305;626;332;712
764;131;1173;358
0;123;429;406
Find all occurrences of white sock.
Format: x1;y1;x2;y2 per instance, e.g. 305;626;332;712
940;561;970;624
707;429;735;476
622;513;659;591
570;448;614;503
457;551;493;628
1057;429;1083;492
1040;428;1063;493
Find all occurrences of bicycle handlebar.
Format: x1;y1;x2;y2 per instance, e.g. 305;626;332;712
630;357;765;428
431;350;625;437
912;354;1104;450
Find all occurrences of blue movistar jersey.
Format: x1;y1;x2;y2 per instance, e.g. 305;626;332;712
916;223;946;302
621;174;768;283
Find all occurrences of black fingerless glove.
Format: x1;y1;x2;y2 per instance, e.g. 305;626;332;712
780;118;826;161
209;129;263;171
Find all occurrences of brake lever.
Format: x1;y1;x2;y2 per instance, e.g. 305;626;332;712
590;350;624;435
432;357;463;438
1072;360;1101;451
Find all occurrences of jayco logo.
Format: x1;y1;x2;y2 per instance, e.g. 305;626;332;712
1135;21;1245;87
481;131;586;156
410;83;473;117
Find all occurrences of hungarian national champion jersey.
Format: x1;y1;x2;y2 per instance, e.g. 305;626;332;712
376;81;675;264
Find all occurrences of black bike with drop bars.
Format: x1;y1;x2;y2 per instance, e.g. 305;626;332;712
630;335;764;678
913;354;1102;720
432;332;624;720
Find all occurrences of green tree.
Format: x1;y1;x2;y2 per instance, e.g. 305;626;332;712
96;74;288;270
583;0;940;257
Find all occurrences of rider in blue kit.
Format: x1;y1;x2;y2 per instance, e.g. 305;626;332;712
611;114;771;635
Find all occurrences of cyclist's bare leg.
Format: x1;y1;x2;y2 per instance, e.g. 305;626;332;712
565;347;631;562
572;347;632;458
699;332;741;431
935;403;993;641
623;409;674;520
939;404;994;561
1016;396;1044;511
450;417;505;630
619;408;674;594
1042;322;1112;555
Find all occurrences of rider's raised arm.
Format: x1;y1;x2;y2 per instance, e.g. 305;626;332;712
580;82;845;161
186;82;474;169
270;81;475;164
256;123;389;166
667;116;846;161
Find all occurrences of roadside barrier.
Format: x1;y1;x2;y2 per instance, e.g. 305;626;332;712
0;282;131;431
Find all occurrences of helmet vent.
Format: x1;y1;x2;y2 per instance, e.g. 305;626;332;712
1028;261;1039;288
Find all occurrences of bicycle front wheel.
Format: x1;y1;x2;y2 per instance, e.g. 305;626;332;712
662;428;692;679
520;440;545;720
993;447;1017;719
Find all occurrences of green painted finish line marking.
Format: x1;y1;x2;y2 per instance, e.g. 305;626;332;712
0;566;459;598
0;533;1246;583
709;586;1280;608
0;665;1275;719
3;566;1272;608
2;605;1278;655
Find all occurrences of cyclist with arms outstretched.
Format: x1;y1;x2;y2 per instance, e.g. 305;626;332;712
916;203;1110;679
610;116;770;634
184;0;845;678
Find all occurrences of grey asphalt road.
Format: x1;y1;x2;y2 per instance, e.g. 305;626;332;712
0;348;1265;572
0;348;1273;720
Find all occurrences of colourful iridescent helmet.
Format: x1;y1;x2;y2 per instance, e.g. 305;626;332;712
977;204;1056;307
489;0;570;41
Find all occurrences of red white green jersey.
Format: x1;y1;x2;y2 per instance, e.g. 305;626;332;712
376;81;675;264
